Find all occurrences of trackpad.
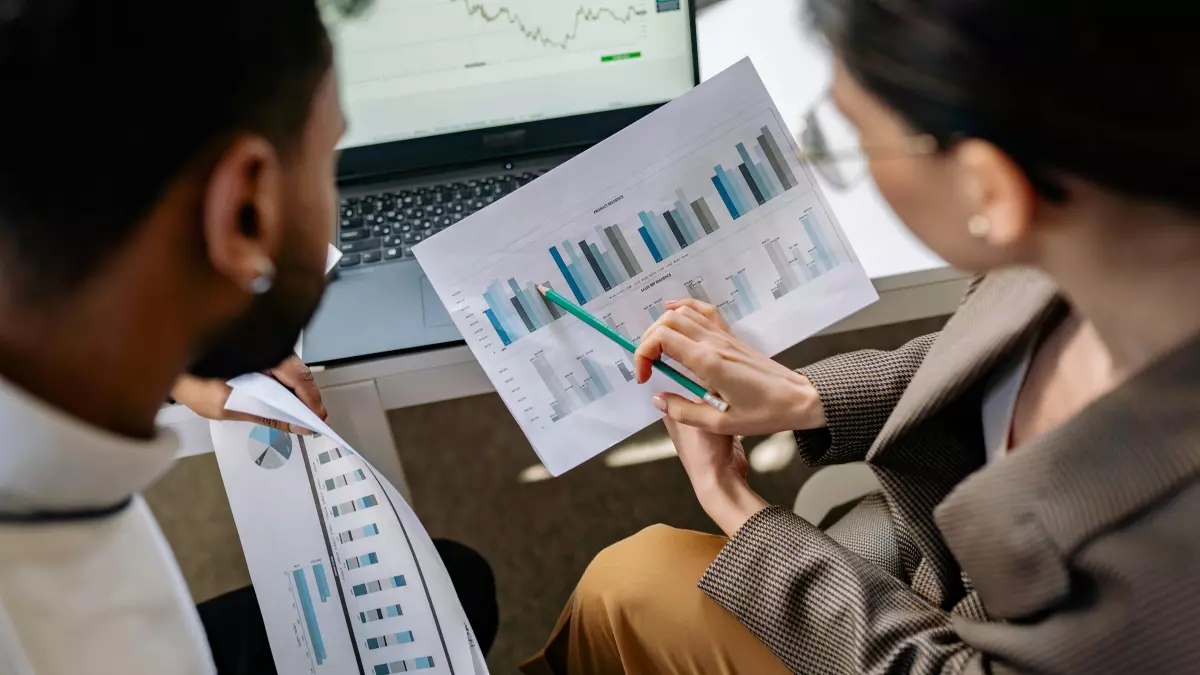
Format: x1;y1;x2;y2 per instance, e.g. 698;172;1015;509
420;276;453;328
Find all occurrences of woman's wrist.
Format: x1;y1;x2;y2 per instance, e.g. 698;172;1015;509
693;472;769;537
784;370;827;431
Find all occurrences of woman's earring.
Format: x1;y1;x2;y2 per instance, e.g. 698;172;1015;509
247;257;276;295
967;214;991;238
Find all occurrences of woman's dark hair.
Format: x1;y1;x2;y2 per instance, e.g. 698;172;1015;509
807;0;1200;212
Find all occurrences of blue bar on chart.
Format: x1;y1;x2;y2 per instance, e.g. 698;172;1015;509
317;447;352;464
352;574;407;597
338;523;380;544
366;631;415;650
331;494;378;517
324;469;367;491
647;300;666;321
548;226;640;307
346;552;380;570
482;277;568;346
579;356;613;401
374;656;435;674
292;569;327;664
313;563;331;603
359;603;403;624
801;213;837;273
634;190;720;263
712;125;798;220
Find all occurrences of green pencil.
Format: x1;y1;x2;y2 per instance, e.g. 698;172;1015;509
537;285;730;413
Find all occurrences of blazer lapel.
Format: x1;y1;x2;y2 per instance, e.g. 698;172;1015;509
869;267;1061;461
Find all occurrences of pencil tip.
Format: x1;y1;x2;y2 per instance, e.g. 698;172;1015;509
536;285;549;294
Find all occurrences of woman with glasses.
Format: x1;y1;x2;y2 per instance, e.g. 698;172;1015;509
522;1;1200;673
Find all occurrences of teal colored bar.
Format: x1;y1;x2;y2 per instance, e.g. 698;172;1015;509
753;143;784;195
673;197;703;240
484;282;525;339
293;569;326;664
525;281;555;325
638;211;672;258
737;142;774;200
563;241;603;299
715;166;749;216
727;165;758;213
564;262;592;302
598;246;626;284
731;272;758;314
650;212;679;254
507;278;544;329
581;357;612;396
673;208;699;245
588;242;617;288
313;563;331;603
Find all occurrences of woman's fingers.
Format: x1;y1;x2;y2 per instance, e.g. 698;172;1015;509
654;392;729;433
270;355;327;420
633;324;709;383
665;298;730;332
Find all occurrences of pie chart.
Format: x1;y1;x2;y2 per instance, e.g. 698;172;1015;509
248;425;292;469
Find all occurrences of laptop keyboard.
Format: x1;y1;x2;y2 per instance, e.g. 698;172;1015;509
337;170;545;268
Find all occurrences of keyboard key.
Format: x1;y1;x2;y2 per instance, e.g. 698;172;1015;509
384;247;403;260
383;235;403;247
362;250;382;264
340;238;380;253
340;228;368;241
370;225;392;237
339;254;361;268
341;217;362;229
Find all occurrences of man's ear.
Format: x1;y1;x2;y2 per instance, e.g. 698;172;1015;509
201;135;284;292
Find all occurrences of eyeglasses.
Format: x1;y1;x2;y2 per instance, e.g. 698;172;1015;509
794;92;939;190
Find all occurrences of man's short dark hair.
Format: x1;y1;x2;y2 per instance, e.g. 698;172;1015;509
0;0;335;300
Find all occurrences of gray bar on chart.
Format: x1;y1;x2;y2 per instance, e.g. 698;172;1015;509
605;226;641;276
532;354;572;413
765;239;801;292
509;296;536;332
690;199;715;234
685;278;712;303
524;281;555;325
759;127;798;189
539;281;565;319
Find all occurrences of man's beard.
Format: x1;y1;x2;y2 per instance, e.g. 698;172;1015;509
187;250;327;380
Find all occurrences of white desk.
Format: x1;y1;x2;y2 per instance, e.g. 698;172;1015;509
162;0;962;489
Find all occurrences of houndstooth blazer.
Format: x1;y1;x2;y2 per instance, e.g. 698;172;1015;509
698;267;1200;674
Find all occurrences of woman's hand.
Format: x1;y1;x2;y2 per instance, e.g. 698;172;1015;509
665;416;768;537
634;298;826;436
171;355;327;434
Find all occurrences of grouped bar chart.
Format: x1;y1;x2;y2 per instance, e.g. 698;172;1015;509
337;523;380;544
636;189;722;263
712;125;797;220
366;631;415;651
685;270;760;323
359;603;404;624
550;224;643;305
483;277;568;346
325;469;367;491
373;656;435;674
291;568;327;665
331;494;378;517
531;351;620;422
317;447;352;464
346;552;380;570
352;575;408;597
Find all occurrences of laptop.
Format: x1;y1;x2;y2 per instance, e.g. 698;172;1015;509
302;0;700;366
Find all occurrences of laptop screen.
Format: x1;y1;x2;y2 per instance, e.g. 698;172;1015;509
329;0;696;150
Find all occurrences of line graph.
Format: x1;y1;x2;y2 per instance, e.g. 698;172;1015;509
454;0;648;50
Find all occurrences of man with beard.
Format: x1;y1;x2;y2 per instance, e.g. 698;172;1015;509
0;1;345;672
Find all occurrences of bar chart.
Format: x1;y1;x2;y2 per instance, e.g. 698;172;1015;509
352;575;408;597
374;656;435;673
531;350;621;422
367;631;415;651
482;277;567;346
685;270;760;323
360;603;404;624
324;469;367;491
291;568;327;665
549;223;644;305
711;125;798;220
317;447;352;464
636;189;722;263
337;523;380;544
331;494;378;517
346;552;380;570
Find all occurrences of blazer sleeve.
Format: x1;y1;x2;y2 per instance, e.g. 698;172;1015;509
794;332;939;466
699;493;1200;675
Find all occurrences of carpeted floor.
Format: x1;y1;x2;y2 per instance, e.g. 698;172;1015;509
146;314;947;673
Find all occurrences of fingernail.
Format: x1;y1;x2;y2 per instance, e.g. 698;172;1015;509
651;395;667;411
